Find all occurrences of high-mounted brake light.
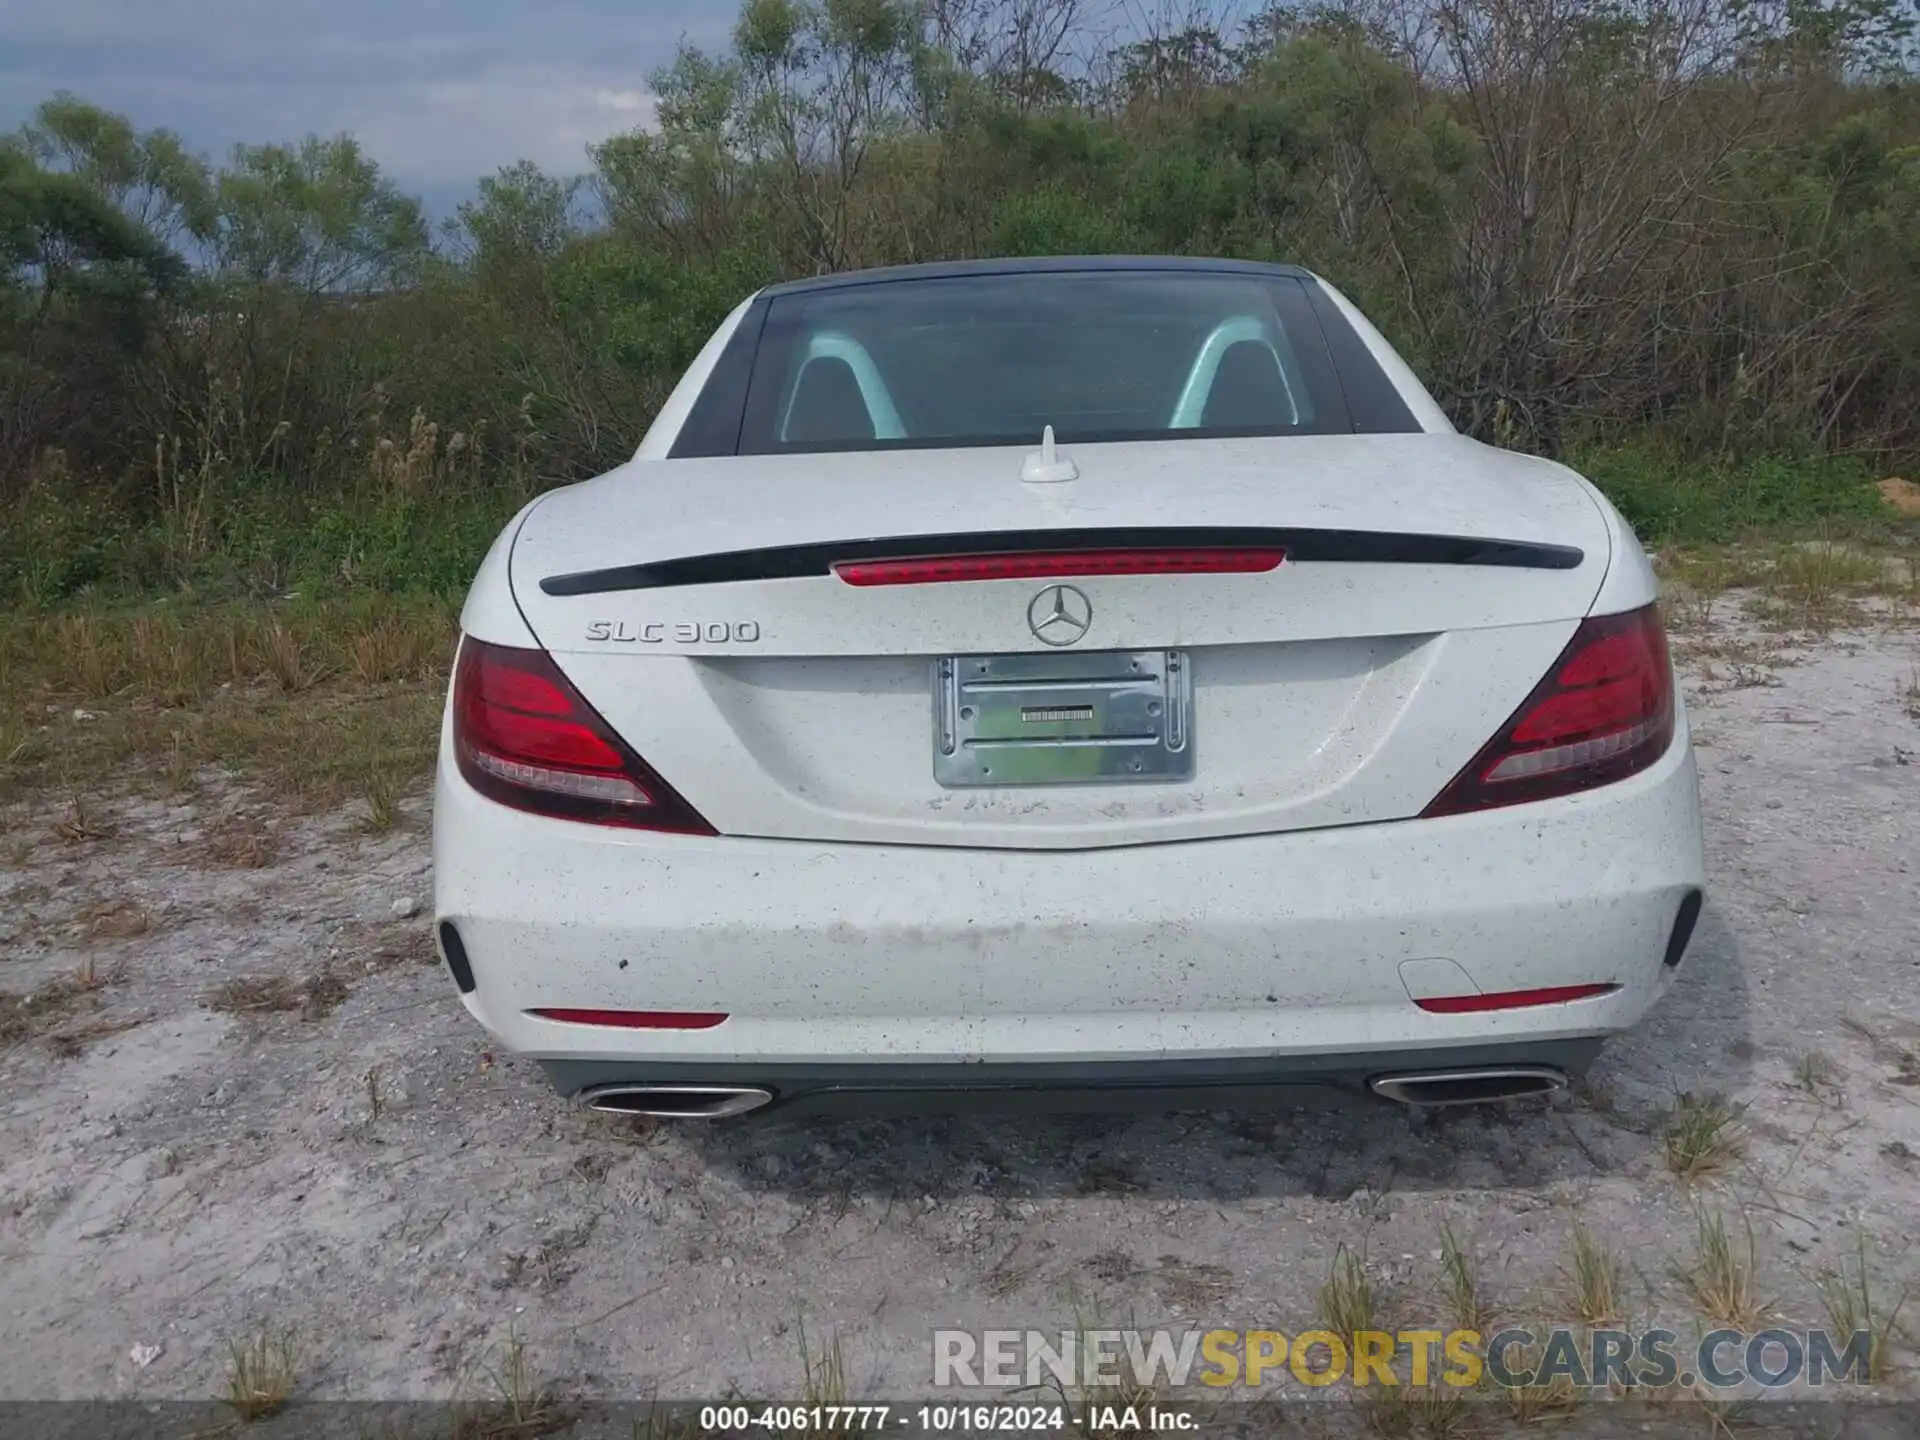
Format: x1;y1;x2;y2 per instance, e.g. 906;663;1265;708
833;548;1285;586
1422;604;1675;817
452;638;715;833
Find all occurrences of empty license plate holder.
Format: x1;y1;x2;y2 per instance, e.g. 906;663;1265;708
932;650;1193;788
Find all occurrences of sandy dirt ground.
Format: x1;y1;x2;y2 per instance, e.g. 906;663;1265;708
1;603;1916;1430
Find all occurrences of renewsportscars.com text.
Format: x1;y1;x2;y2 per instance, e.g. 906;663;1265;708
932;1327;1875;1391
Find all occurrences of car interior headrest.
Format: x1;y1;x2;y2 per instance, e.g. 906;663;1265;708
785;357;877;444
1201;340;1292;429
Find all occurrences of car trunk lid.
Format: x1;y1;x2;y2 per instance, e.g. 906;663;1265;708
506;433;1613;848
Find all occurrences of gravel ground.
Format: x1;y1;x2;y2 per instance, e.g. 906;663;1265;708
1;603;1916;1429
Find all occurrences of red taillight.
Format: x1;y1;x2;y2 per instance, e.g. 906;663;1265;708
1415;983;1619;1014
452;638;715;834
833;548;1285;586
1422;604;1675;817
527;1008;728;1030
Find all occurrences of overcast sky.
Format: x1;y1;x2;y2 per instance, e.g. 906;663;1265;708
0;0;738;207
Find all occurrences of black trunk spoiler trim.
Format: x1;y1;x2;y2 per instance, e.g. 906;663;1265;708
538;527;1584;596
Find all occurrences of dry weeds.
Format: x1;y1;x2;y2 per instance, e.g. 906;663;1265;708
1818;1232;1910;1385
1664;1092;1746;1181
0;966;110;1051
1567;1220;1624;1326
0;598;454;812
206;968;352;1021
1438;1224;1491;1333
1675;1209;1769;1330
449;1330;564;1440
1320;1245;1377;1345
224;1326;298;1421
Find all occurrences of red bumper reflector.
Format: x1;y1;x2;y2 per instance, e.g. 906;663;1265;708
833;548;1285;585
527;1008;728;1030
1415;983;1618;1015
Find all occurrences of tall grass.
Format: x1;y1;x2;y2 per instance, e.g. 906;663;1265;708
0;595;456;809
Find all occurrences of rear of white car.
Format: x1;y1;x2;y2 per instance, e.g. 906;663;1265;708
432;258;1705;1118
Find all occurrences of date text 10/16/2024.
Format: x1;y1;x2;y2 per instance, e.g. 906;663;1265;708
697;1405;1194;1433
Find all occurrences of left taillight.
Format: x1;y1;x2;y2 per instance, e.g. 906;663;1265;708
451;637;715;834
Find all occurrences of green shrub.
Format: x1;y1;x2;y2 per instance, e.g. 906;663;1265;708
1569;441;1886;546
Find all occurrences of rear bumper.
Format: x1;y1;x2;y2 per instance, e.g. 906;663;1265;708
433;720;1704;1072
542;1037;1605;1118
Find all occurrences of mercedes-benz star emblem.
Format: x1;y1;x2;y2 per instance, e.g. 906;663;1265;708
1027;583;1093;647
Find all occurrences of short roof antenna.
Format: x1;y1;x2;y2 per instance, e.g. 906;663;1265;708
1021;425;1079;484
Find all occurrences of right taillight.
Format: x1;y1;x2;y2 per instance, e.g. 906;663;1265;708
451;637;715;834
1422;603;1675;817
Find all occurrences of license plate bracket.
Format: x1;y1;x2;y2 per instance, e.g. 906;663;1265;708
932;650;1193;788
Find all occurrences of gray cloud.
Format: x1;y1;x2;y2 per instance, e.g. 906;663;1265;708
0;0;735;193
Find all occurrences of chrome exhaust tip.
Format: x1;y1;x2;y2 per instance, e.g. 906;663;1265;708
1368;1066;1568;1107
582;1085;773;1120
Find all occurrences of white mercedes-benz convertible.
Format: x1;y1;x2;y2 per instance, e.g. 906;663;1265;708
432;256;1706;1120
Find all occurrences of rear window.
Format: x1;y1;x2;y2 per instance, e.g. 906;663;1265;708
691;271;1405;457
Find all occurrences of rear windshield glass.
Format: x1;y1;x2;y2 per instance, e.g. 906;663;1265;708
727;272;1377;455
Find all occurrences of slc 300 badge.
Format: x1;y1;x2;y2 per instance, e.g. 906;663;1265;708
585;620;762;644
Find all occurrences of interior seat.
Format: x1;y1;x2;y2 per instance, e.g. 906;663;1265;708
1201;341;1293;429
785;358;876;444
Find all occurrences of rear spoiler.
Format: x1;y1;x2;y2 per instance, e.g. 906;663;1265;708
539;527;1584;597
